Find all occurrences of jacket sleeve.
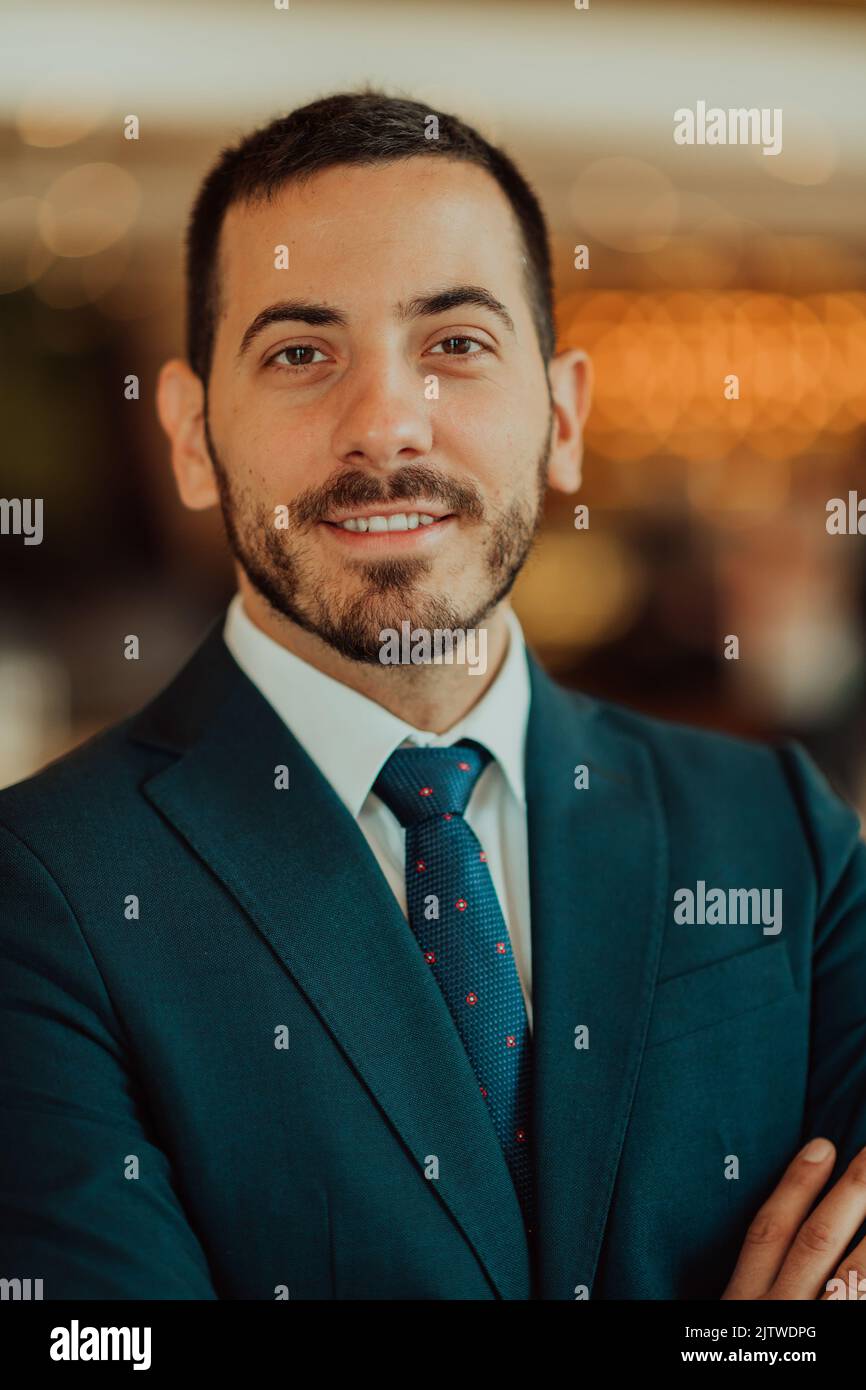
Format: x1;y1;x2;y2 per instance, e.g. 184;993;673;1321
779;742;866;1177
0;820;218;1299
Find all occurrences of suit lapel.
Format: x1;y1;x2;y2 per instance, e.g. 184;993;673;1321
524;655;668;1299
131;626;530;1300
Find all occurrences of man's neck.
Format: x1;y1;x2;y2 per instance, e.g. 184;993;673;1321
236;578;511;734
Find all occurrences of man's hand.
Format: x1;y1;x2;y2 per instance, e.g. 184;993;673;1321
722;1138;866;1299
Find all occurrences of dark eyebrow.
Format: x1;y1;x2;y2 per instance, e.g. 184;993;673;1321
236;300;349;360
396;285;516;335
236;285;515;361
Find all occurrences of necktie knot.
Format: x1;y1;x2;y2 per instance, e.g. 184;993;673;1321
372;741;491;827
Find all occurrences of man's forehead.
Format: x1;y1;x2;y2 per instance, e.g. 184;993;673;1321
216;158;526;307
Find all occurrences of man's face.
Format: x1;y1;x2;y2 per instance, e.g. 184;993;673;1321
203;157;555;662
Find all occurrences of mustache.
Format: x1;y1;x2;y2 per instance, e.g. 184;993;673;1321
291;465;485;527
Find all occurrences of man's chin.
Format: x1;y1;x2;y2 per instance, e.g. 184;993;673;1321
320;608;465;667
304;590;488;667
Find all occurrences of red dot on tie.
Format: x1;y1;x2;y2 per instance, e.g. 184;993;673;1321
424;950;436;964
457;760;471;771
416;859;426;872
479;1085;488;1098
479;851;487;862
419;786;433;797
495;941;507;954
442;812;452;821
516;1128;527;1143
466;991;478;1006
455;898;467;912
506;1034;516;1047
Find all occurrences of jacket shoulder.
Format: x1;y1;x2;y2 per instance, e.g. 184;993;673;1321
590;693;782;771
0;713;153;844
584;690;863;878
0;618;234;846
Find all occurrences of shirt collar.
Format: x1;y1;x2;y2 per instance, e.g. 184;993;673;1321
223;593;529;817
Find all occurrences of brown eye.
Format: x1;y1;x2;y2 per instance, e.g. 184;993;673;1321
431;336;487;357
267;344;329;372
442;337;473;355
281;346;319;366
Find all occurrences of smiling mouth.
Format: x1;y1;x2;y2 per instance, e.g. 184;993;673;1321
320;510;454;534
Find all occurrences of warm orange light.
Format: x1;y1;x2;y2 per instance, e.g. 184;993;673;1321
559;290;866;468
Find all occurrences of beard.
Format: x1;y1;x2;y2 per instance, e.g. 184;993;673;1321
204;407;553;665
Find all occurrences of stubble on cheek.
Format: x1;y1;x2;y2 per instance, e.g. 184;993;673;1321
208;403;553;660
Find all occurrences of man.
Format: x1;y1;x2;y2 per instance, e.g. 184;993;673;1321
2;91;866;1302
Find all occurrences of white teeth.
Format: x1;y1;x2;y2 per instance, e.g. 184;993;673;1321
334;511;443;532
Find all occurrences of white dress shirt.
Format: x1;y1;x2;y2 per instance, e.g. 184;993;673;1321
223;593;533;1027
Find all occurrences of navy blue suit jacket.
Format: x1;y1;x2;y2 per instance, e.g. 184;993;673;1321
1;620;865;1299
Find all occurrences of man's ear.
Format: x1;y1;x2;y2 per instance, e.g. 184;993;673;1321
156;358;220;511
546;348;593;496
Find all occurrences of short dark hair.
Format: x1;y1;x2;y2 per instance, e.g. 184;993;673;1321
184;89;556;386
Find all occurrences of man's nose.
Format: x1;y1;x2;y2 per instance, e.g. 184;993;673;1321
331;357;434;473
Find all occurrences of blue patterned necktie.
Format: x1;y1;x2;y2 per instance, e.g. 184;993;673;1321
372;739;535;1233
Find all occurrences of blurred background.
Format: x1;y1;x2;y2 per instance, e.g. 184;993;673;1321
1;0;865;819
